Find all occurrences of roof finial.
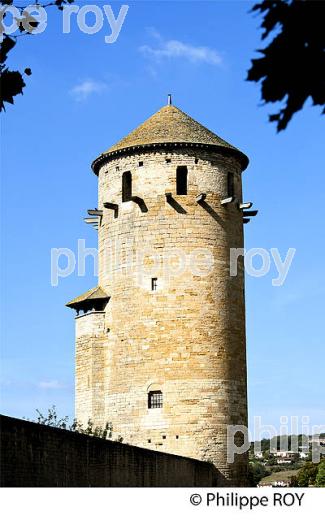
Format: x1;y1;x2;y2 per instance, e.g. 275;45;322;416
167;94;172;106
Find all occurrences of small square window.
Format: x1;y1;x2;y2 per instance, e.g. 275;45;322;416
148;439;151;443
151;278;158;291
195;158;199;164
148;390;163;409
162;435;166;439
176;435;179;439
139;161;144;167
166;158;171;164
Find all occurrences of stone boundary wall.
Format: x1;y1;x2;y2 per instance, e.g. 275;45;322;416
0;415;220;487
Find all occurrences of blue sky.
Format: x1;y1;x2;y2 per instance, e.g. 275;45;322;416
1;1;324;438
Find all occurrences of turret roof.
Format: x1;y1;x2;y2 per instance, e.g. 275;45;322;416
66;286;108;308
91;104;249;173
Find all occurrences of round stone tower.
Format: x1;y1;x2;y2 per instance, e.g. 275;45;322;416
67;100;251;486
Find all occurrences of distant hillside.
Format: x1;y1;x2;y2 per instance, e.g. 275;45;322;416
250;433;325;452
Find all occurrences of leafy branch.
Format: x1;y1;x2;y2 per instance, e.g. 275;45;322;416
247;0;325;131
0;0;74;110
24;405;123;442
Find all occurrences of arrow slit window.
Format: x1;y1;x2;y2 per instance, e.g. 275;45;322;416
122;171;132;202
176;166;188;195
227;172;235;198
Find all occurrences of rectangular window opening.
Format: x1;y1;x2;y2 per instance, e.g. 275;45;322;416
122;171;132;202
139;161;143;167
176;166;188;195
148;390;163;409
227;172;235;198
151;278;158;291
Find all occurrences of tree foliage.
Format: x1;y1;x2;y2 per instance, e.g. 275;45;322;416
0;0;74;111
25;405;123;442
247;0;325;131
296;461;319;486
315;460;325;487
248;461;271;486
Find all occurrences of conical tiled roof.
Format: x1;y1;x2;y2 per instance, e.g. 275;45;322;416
92;104;248;173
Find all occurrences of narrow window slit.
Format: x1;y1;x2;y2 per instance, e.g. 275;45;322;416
122;171;132;202
176;166;188;195
227;172;235;198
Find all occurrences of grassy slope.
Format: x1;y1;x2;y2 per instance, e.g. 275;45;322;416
260;469;299;484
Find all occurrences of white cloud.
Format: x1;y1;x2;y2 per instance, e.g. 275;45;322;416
70;80;107;102
38;380;65;389
139;30;222;66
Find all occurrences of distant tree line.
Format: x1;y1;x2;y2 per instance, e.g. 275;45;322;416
292;460;325;487
250;433;324;454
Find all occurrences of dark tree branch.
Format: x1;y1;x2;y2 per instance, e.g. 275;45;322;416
247;0;325;131
0;0;75;110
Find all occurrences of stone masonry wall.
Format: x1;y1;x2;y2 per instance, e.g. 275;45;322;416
75;311;106;426
0;415;220;487
75;147;248;486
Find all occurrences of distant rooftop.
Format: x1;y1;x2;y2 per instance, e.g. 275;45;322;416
92;103;249;173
